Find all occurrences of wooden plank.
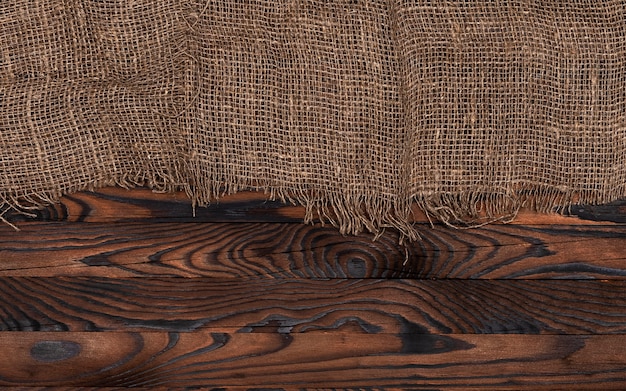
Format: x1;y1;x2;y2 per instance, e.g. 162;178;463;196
1;222;625;279
5;189;305;224
0;278;624;334
1;332;625;389
7;187;626;225
3;187;625;390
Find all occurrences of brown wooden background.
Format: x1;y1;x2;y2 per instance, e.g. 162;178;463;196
2;187;626;389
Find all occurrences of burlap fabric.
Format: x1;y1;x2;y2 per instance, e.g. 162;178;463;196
2;1;625;240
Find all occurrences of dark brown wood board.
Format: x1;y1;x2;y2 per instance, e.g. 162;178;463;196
1;187;626;389
2;332;626;389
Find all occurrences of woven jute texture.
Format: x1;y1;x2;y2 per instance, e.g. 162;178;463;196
2;1;625;239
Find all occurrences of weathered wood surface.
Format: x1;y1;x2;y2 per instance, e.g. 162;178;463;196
7;187;626;225
1;221;625;279
5;188;306;224
0;278;623;334
1;332;626;389
1;188;626;389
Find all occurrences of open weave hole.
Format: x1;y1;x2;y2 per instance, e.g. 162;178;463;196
1;0;625;240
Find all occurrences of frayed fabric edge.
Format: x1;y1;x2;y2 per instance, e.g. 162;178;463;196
411;184;622;231
1;181;623;242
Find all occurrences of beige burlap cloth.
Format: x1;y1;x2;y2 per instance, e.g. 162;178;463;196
2;1;625;240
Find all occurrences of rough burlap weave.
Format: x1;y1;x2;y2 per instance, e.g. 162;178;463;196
2;1;625;240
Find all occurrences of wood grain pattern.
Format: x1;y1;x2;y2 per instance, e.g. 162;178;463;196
2;332;626;389
1;221;625;279
5;189;306;224
3;188;626;388
0;278;623;334
7;187;626;225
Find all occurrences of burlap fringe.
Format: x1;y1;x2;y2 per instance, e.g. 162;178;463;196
2;179;620;243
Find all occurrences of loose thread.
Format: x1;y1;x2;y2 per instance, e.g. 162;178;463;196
0;206;20;232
